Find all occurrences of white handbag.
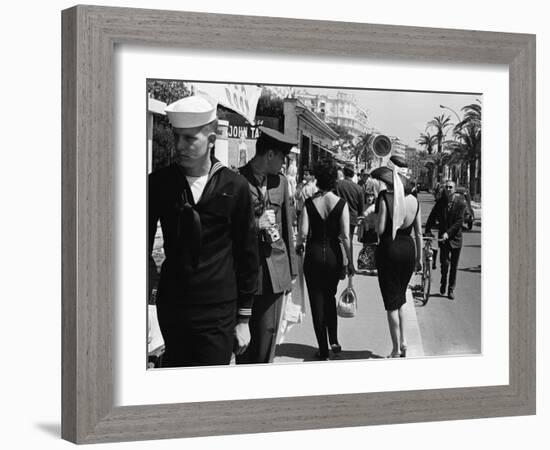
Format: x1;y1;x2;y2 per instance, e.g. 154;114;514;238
336;276;358;318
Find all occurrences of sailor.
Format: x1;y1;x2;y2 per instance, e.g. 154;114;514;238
148;95;259;367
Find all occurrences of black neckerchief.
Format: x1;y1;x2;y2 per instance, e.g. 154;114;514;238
173;158;224;269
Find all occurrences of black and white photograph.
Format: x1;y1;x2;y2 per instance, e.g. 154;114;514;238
147;80;482;368
3;0;545;448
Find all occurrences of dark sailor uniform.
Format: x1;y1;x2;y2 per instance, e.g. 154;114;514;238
148;159;259;367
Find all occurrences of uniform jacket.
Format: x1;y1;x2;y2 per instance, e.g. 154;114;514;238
336;178;365;226
148;160;259;316
425;192;466;249
239;162;298;295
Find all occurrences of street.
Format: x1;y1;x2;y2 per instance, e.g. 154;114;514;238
415;192;482;356
274;192;481;363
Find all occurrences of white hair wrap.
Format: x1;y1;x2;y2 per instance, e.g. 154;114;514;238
386;160;406;240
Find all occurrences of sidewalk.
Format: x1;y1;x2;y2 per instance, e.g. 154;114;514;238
273;241;425;364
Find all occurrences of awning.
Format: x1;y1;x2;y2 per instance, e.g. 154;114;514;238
148;97;167;115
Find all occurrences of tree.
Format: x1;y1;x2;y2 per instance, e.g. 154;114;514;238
455;101;481;131
146;80;194;171
147;80;192;105
446;102;482;197
416;132;437;187
255;88;284;119
427;114;453;154
416;132;436;155
349;141;363;168
426;114;453;182
355;133;375;170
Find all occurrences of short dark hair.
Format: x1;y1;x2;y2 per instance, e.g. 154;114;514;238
314;161;338;191
343;166;355;178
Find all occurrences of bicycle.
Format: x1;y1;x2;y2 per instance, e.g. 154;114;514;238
418;236;439;305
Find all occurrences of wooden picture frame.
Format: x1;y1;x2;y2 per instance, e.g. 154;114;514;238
62;5;536;444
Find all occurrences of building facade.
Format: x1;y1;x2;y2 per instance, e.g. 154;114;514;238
295;90;369;137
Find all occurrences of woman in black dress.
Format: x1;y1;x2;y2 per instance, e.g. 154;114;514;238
371;158;423;358
296;162;354;360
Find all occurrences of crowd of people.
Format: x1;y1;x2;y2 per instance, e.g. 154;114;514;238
148;94;466;367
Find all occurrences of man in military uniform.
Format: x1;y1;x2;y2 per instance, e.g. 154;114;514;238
148;95;259;367
236;126;298;364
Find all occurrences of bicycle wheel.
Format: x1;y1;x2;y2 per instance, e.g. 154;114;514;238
422;261;431;305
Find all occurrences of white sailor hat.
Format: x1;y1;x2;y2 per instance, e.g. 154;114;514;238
165;95;218;129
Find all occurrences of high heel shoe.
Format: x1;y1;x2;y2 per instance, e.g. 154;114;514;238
330;344;342;354
315;350;329;361
400;345;408;358
387;351;401;358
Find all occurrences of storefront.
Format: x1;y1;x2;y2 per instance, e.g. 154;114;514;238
219;110;281;168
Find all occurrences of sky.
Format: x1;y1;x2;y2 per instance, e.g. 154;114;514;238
298;87;481;148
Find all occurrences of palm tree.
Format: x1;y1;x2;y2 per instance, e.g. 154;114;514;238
427;114;453;154
416;132;436;154
349;143;363;168
454;101;481;131
447;102;482;197
426;114;453;182
416;132;437;187
354;133;375;170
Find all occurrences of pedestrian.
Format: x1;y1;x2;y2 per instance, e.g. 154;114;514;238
357;184;378;275
295;161;354;360
336;167;345;183
294;169;317;223
287;157;298;201
370;155;423;358
148;95;259;367
335;165;365;267
357;169;370;199
236;126;299;364
425;180;466;299
357;169;367;188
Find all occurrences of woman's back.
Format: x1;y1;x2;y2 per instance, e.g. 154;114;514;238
375;190;418;312
306;192;344;241
311;191;342;219
377;191;419;237
304;193;345;273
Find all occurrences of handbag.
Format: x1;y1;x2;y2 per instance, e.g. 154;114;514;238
337;276;358;318
357;247;369;270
